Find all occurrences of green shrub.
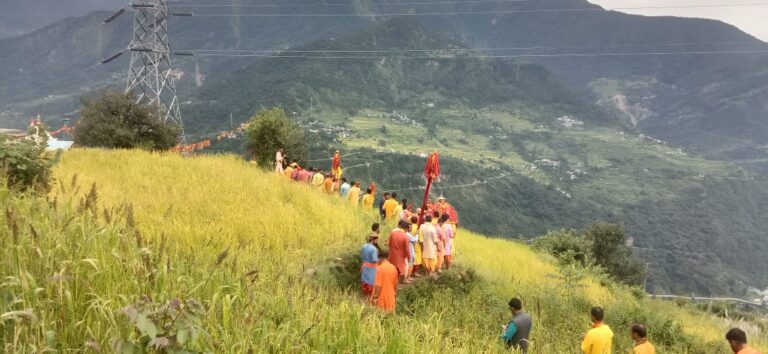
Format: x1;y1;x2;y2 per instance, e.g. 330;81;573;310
0;134;58;192
533;224;647;287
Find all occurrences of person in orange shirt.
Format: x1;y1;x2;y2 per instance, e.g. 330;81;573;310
323;174;334;194
629;323;655;354
726;328;761;354
370;249;398;313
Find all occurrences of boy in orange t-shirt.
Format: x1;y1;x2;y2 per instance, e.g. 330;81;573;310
371;249;399;313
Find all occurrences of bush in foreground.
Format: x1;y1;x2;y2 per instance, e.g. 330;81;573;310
0;134;57;192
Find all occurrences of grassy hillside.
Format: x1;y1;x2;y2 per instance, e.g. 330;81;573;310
1;149;763;352
290;102;768;296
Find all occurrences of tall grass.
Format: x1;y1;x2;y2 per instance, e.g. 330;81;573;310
0;148;763;352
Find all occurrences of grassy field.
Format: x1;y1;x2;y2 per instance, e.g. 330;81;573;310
1;148;765;352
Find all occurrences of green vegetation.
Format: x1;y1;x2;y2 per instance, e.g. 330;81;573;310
0;132;57;192
74;91;180;151
533;224;647;287
244;107;306;167
1;0;766;300
0;149;764;352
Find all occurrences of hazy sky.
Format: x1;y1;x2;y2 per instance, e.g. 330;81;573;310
589;0;768;41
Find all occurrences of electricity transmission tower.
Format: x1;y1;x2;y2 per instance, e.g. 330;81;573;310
107;0;184;140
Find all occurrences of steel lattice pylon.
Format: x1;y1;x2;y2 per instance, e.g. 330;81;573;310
125;0;184;140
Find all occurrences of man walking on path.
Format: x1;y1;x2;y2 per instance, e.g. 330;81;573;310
371;249;398;313
379;193;390;221
388;220;411;283
348;181;361;206
362;188;375;211
360;226;380;297
433;211;446;272
501;298;533;354
311;169;324;188
726;328;761;354
409;216;423;277
629;323;655;354
300;167;313;184
339;178;351;198
383;192;399;223
581;306;614;354
439;214;455;269
323;174;334;194
405;220;418;281
420;215;439;277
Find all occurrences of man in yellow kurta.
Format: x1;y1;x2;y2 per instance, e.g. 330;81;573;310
311;169;324;188
383;192;399;222
581;307;614;354
348;181;361;207
361;188;375;210
410;215;423;277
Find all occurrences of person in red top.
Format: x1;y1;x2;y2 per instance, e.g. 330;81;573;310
726;328;761;354
388;220;411;283
371;249;398;313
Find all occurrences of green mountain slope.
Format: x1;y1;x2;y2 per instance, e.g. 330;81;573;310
189;18;615;131
182;20;768;296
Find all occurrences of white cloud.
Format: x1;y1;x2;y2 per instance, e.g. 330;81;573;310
589;0;768;41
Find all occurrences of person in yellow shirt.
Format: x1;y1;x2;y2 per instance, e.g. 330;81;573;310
581;307;613;354
383;192;399;222
311;169;324;188
348;181;361;207
629;323;655;354
409;215;423;277
361;188;375;210
392;198;405;222
726;328;761;354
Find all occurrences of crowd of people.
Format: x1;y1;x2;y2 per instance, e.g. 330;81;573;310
501;300;757;354
273;149;761;354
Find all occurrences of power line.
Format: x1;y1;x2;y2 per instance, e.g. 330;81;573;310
182;49;768;59
183;2;768;17
175;0;530;7
180;41;767;54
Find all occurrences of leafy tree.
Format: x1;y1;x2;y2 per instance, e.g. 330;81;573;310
245;107;307;168
583;222;647;286
533;223;647;286
0;134;58;192
74;91;180;151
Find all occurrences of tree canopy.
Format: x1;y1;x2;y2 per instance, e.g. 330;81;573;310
74;92;180;151
245;108;307;168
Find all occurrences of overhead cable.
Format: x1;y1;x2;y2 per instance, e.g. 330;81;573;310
182;49;768;59
183;2;768;17
175;0;530;7
180;41;767;54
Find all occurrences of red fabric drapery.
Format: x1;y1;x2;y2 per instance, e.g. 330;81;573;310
418;151;440;227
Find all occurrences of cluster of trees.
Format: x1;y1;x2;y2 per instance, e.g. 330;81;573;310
2;90;310;192
533;223;648;287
